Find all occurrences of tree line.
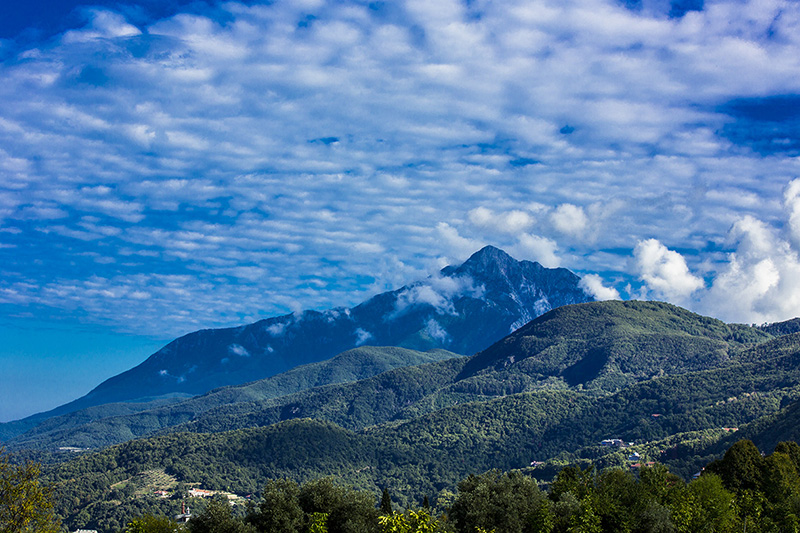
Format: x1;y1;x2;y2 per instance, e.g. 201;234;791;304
6;439;800;532
115;438;800;533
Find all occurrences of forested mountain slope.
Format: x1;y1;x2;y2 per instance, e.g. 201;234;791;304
702;393;800;455
6;347;460;450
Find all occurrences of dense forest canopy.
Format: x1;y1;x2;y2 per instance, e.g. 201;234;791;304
44;439;800;533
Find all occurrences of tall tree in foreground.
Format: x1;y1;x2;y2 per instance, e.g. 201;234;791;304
380;488;393;516
0;447;61;533
298;477;380;533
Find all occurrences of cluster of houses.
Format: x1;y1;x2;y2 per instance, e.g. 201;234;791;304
151;486;248;501
597;439;658;469
167;489;249;524
628;451;656;469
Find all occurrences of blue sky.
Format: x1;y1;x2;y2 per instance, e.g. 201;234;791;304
1;0;800;421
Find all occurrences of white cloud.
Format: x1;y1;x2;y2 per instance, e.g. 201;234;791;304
468;207;535;234
784;178;800;251
436;223;485;261
62;10;142;43
354;327;372;346
512;233;560;268
15;203;68;220
0;0;799;341
698;214;800;324
633;239;704;303
468;207;494;228
228;344;250;357
266;321;288;337
425;318;449;344
579;274;620;301
394;274;484;316
551;204;588;237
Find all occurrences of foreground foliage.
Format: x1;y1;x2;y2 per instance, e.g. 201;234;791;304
117;439;800;533
123;514;183;533
0;448;61;532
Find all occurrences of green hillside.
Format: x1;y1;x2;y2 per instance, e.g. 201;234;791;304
7;346;460;450
460;300;769;388
700;397;800;457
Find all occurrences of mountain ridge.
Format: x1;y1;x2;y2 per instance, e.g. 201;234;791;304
1;246;592;435
9;300;779;452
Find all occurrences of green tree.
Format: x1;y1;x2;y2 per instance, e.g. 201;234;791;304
761;451;800;532
247;479;303;533
775;441;800;472
450;470;548;533
550;465;595;502
593;468;637;533
682;473;737;533
551;491;581;533
309;512;329;533
706;440;764;493
188;497;254;533
706;439;776;529
378;509;448;533
0;448;61;533
638;463;683;504
526;501;553;533
381;488;393;515
298;478;379;533
124;514;183;533
636;501;674;533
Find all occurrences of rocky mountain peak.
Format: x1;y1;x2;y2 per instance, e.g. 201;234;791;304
446;245;524;279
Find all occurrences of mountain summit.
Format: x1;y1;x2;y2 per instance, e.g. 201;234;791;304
448;246;588;331
34;246;593;417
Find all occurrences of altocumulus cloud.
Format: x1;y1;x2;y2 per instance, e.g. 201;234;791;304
0;0;799;337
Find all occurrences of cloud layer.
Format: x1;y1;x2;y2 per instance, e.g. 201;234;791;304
1;0;800;339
